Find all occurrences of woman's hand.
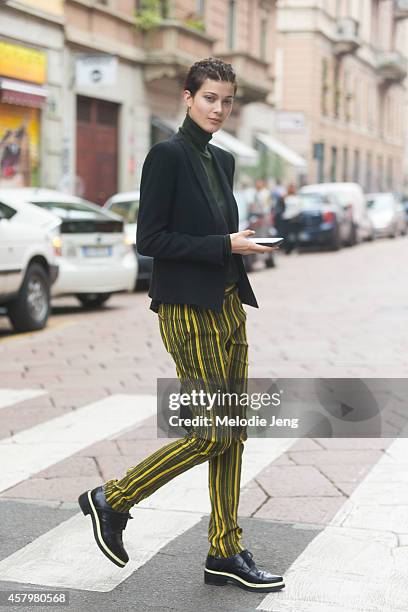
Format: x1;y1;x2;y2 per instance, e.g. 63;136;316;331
229;230;280;255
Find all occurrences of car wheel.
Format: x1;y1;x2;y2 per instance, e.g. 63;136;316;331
347;223;358;246
265;253;276;268
330;228;342;251
76;293;111;308
7;263;50;332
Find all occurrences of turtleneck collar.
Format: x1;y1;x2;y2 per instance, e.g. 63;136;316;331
179;113;213;152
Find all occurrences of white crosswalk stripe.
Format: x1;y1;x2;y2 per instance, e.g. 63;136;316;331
0;389;47;411
0;389;297;591
257;435;408;612
0;394;157;493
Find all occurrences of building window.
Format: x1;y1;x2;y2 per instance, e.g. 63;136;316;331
321;58;329;116
387;157;393;190
353;149;360;184
366;152;372;192
228;0;236;50
343;147;348;182
135;0;168;17
330;146;337;182
260;17;267;61
377;155;383;191
334;61;341;119
196;0;205;14
344;70;352;123
313;142;325;183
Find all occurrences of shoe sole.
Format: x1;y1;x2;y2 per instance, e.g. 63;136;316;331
204;568;285;593
78;490;127;568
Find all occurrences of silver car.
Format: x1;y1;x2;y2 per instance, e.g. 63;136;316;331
366;193;407;238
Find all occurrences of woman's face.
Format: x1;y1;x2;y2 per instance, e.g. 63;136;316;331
184;78;235;133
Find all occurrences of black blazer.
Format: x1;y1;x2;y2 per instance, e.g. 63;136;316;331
136;131;258;312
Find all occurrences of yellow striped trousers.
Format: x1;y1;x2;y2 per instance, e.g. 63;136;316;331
104;284;249;558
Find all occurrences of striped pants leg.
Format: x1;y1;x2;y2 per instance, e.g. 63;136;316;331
103;284;248;558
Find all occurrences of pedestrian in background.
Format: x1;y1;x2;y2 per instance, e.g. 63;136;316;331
281;183;301;254
78;57;284;595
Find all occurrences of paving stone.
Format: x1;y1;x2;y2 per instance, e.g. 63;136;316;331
257;465;342;497
35;456;99;478
288;449;384;467
239;483;267;518
0;477;99;502
317;463;373;484
255;496;345;525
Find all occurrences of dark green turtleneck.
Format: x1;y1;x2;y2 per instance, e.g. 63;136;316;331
178;113;239;286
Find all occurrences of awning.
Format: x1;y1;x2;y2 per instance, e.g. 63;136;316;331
155;116;259;166
211;130;259;167
0;78;48;109
255;132;307;169
151;115;176;136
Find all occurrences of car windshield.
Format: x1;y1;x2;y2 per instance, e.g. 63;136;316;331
31;200;112;220
298;194;328;209
366;194;394;211
109;200;139;224
332;191;353;206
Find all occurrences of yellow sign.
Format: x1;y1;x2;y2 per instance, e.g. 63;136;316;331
0;41;47;85
18;0;64;16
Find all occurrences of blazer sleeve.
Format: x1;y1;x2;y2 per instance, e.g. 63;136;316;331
136;142;229;266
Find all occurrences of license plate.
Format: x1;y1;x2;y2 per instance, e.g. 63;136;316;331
299;231;310;241
82;246;112;257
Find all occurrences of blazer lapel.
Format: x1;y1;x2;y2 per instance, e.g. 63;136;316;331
177;135;228;233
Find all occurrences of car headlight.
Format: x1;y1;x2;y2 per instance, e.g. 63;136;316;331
52;235;63;256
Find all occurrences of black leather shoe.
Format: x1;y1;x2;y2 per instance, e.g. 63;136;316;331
78;486;132;568
204;549;284;593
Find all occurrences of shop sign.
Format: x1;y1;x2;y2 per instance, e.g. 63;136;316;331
76;55;118;87
0;41;47;85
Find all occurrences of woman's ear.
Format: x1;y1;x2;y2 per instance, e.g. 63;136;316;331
183;89;193;112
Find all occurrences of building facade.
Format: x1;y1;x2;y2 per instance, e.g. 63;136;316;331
2;0;406;198
275;0;408;190
0;0;65;189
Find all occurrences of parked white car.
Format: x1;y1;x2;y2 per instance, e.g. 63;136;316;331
104;191;153;289
300;183;374;243
0;196;59;332
366;193;408;238
0;189;138;309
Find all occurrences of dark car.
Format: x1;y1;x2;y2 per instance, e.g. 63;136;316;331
104;191;153;290
291;192;354;251
234;188;276;271
401;196;408;224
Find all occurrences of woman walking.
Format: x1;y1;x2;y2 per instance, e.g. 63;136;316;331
78;58;285;594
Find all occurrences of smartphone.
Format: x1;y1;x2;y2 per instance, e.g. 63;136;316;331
247;237;284;247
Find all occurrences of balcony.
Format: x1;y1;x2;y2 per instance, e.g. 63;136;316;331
377;50;407;83
394;0;408;20
143;21;215;82
333;17;361;56
216;52;272;103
